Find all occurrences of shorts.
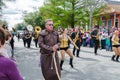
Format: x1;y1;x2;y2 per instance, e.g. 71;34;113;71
60;47;69;51
112;45;120;48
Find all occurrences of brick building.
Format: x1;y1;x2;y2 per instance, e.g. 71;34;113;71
100;1;120;29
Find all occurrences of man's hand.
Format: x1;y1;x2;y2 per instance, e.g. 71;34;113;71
52;45;59;52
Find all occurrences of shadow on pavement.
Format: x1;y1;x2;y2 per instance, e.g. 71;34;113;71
79;57;100;62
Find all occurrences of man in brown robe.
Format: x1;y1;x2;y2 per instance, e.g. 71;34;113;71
38;19;61;80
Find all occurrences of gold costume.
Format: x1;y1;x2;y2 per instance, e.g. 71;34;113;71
112;37;119;45
60;38;68;48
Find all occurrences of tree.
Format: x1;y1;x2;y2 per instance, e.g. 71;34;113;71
0;0;4;11
23;11;44;29
41;0;106;29
82;0;105;29
15;23;27;30
0;0;15;25
0;20;3;25
0;20;8;26
40;0;84;28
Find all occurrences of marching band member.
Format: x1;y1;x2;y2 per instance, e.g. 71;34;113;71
59;28;79;70
33;26;41;47
58;27;63;35
71;27;82;57
25;30;32;48
111;29;120;62
22;29;27;47
91;25;100;55
33;31;38;47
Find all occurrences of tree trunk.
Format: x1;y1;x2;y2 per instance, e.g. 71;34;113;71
71;0;75;28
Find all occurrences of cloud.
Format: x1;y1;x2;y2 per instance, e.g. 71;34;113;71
2;0;44;30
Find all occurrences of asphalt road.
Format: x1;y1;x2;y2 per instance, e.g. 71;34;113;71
14;37;120;80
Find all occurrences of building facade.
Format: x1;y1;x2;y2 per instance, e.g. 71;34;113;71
100;1;120;29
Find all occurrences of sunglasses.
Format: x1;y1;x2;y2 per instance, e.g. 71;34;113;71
46;24;53;26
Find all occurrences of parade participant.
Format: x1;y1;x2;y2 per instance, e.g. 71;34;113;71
58;27;63;35
91;25;100;55
22;29;27;47
111;30;120;62
71;27;82;57
33;31;39;47
33;26;41;47
25;30;32;48
59;28;78;70
0;28;23;80
38;19;61;80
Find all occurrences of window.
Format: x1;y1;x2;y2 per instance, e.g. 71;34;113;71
108;19;112;29
115;19;118;28
102;20;106;27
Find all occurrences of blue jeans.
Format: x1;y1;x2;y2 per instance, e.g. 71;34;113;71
101;39;106;49
106;45;110;51
90;39;94;47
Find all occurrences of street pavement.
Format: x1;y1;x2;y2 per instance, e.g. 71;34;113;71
14;37;120;80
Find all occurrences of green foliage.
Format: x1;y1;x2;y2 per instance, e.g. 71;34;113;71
15;23;27;30
0;0;15;24
0;0;4;10
23;11;44;29
0;20;8;26
0;20;3;25
40;0;84;28
40;0;105;29
82;0;106;28
22;0;106;30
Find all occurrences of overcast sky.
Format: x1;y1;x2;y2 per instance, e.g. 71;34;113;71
1;0;120;30
2;0;44;30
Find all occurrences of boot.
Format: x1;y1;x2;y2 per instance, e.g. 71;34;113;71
77;49;80;57
116;55;119;62
69;58;74;68
77;52;80;57
60;60;64;70
111;55;115;61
